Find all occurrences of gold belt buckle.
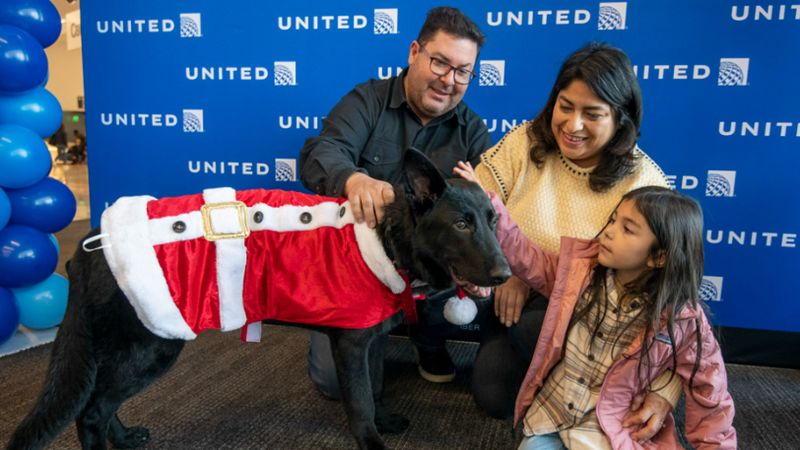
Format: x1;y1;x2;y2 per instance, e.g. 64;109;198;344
200;201;250;241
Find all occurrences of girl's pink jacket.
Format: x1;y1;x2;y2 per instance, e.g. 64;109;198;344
489;194;737;450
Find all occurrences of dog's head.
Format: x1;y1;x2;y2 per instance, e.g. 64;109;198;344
388;148;511;290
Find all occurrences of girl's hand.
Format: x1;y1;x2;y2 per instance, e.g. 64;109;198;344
453;161;481;187
622;392;672;443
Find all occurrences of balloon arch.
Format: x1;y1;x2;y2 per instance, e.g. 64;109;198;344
0;0;76;345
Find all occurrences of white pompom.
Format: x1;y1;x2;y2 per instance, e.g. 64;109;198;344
443;295;478;325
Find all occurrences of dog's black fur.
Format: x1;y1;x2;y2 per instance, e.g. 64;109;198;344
6;149;510;450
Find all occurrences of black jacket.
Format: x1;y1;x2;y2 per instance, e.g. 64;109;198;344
299;73;491;196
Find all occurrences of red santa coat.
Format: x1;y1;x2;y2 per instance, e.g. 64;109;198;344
97;187;413;341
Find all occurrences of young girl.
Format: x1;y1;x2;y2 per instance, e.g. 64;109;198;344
456;162;736;450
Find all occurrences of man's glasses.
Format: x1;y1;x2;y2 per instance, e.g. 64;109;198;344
419;45;475;85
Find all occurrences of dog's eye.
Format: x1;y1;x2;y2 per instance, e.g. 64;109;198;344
454;219;468;231
487;212;498;229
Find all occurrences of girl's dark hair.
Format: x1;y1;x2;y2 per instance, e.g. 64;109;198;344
570;186;713;406
528;42;642;192
417;6;485;48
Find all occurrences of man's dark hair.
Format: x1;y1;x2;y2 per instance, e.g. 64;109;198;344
416;6;485;48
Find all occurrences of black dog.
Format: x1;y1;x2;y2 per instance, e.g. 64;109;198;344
6;149;510;450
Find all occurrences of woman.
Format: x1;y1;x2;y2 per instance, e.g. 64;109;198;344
472;43;675;438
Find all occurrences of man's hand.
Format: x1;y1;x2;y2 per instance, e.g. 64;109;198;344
622;392;673;443
494;276;530;327
343;172;395;228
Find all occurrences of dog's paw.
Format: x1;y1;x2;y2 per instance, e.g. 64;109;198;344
363;436;390;450
110;426;150;449
375;412;410;434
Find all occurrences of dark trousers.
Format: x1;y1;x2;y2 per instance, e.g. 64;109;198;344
306;287;491;399
471;292;548;419
306;288;546;415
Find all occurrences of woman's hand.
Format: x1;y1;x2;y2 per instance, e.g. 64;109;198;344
494;275;530;327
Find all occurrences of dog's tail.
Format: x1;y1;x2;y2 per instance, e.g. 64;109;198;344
6;251;98;450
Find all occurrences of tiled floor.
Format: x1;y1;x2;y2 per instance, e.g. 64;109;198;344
0;151;92;358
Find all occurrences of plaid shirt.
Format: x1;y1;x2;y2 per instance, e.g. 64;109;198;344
523;270;680;449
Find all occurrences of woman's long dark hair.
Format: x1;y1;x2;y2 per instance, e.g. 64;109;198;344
570;186;714;405
528;42;642;192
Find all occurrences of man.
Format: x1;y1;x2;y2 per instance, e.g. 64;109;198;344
299;6;490;399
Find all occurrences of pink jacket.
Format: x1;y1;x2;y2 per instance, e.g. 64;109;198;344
490;195;736;450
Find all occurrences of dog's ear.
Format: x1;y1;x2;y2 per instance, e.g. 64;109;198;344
403;148;447;212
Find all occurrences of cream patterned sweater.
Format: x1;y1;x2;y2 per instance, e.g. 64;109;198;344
476;123;669;254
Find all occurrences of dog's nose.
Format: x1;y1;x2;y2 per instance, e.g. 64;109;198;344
489;266;511;285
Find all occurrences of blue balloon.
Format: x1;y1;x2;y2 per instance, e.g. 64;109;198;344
48;233;59;254
0;287;20;344
0;25;48;92
12;272;67;329
0;124;52;188
39;69;49;87
7;177;76;233
0;0;62;48
0;224;57;287
0;188;10;229
0;87;62;138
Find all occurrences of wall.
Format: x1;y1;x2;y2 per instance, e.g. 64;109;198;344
44;1;83;112
77;1;800;349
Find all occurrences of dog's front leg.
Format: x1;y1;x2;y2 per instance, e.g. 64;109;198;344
369;328;409;434
329;327;386;450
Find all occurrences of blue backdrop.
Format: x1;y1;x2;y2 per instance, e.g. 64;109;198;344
79;1;800;335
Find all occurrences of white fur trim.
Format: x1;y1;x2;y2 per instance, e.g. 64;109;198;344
353;222;406;294
203;188;247;331
100;196;198;340
443;296;478;326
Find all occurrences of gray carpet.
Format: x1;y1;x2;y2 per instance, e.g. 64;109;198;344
0;326;799;449
0;328;513;449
